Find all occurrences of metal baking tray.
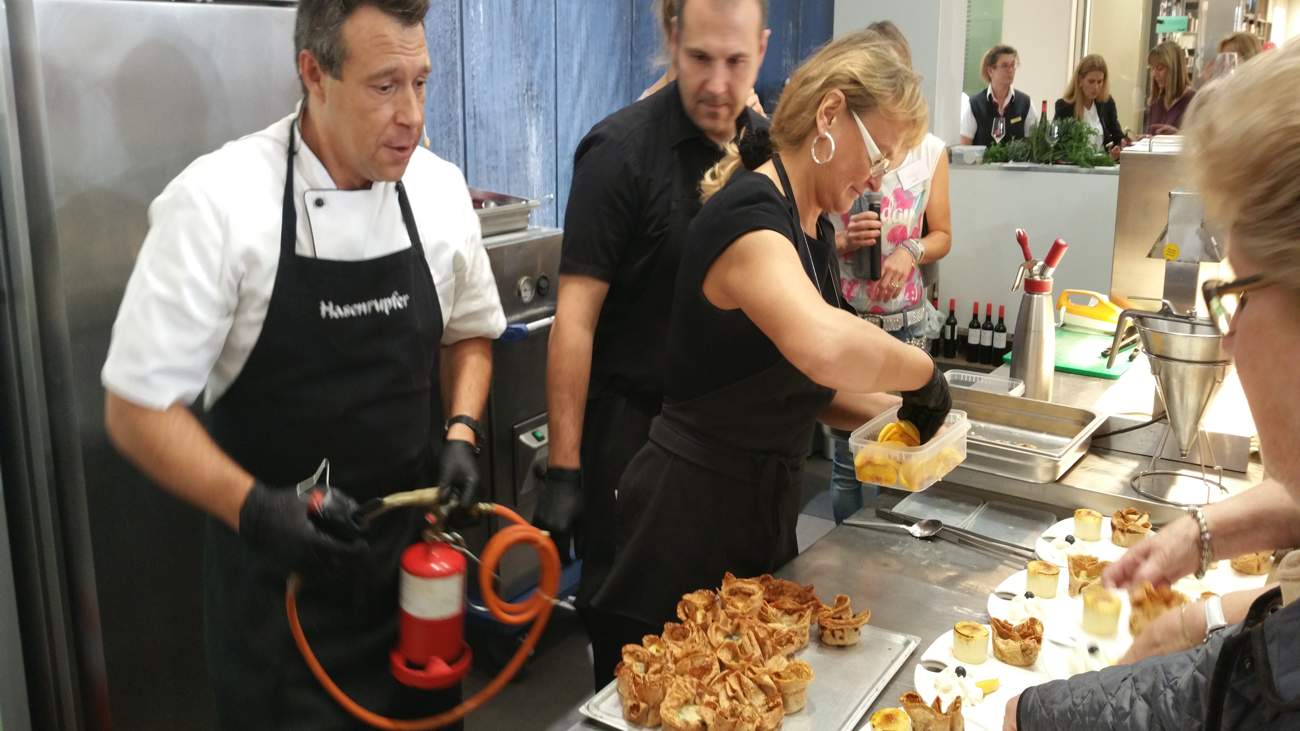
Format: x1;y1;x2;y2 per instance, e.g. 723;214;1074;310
951;388;1106;483
579;625;919;731
469;187;539;238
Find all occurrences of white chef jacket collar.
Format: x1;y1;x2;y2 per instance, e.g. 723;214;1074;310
290;99;380;193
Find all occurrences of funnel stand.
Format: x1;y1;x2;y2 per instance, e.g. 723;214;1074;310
1130;428;1228;507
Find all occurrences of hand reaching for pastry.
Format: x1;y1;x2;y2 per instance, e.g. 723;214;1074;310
1103;515;1201;590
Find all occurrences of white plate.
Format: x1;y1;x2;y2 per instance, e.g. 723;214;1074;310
911;628;1069;731
987;570;1133;659
1034;516;1134;565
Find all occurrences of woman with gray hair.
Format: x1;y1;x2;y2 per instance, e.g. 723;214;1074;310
1005;41;1300;730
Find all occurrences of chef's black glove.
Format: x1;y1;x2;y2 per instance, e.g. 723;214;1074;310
898;361;952;443
534;467;582;562
239;481;367;576
437;439;481;527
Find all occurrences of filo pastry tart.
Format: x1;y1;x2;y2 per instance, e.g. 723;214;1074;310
817;593;872;646
1068;554;1111;597
1111;507;1153;547
900;691;964;731
990;617;1044;667
767;657;814;713
1128;582;1189;636
1231;551;1274;576
660;677;713;731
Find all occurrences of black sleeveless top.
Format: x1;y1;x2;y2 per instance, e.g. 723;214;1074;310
969;89;1032;145
664;169;846;402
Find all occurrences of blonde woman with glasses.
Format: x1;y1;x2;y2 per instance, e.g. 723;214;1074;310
585;29;951;678
1006;41;1300;731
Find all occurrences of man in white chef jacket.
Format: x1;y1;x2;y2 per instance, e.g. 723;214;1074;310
100;1;504;727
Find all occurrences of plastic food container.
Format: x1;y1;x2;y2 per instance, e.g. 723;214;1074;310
848;406;970;492
945;370;1025;396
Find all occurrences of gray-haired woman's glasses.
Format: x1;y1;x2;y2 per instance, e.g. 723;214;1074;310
1201;274;1271;335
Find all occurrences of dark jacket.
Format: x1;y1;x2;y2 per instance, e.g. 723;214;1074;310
1017;587;1300;730
1054;97;1125;151
970;89;1032;145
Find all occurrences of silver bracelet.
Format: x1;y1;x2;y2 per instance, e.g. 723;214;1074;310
902;238;925;265
1191;507;1214;579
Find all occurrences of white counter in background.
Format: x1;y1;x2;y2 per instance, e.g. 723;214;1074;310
940;161;1120;332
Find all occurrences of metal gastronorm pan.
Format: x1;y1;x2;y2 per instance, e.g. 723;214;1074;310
950;387;1107;483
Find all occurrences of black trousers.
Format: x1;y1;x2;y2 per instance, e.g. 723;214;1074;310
578;605;658;692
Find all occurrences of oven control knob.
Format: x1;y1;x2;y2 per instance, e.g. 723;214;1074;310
516;276;536;304
536;274;551;297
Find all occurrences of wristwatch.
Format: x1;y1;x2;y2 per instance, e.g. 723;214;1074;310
1202;594;1228;641
445;414;485;452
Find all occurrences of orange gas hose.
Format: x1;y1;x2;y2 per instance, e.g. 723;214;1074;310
286;503;561;730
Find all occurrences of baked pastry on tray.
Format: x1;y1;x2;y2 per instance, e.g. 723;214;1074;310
817;593;872;646
1068;554;1110;597
1128;582;1189;636
900;691;964;731
1111;507;1152;547
990;617;1044;667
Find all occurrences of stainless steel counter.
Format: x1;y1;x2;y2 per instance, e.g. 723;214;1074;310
934;362;1262;525
559;521;1017;731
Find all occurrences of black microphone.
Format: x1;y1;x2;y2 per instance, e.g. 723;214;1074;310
865;191;882;281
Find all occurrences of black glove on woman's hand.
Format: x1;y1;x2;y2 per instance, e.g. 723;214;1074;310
239;481;367;575
898;361;952;443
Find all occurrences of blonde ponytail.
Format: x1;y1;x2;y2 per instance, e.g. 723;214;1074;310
699;138;744;202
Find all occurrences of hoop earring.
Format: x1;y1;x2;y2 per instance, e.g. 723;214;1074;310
811;131;836;165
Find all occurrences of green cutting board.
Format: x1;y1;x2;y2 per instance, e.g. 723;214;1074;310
1001;325;1137;379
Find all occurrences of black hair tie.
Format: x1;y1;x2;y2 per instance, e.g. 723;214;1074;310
738;126;774;170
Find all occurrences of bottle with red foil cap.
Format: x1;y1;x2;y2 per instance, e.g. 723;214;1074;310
994;305;1009;361
966;301;982;363
943;298;959;358
980;302;996;364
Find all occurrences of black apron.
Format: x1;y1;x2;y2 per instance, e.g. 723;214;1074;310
589;155;836;626
203;119;460;730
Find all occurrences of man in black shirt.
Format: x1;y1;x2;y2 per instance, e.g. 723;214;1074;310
533;0;770;689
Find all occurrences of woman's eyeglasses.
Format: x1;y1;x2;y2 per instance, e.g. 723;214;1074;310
850;110;891;177
1201;274;1270;335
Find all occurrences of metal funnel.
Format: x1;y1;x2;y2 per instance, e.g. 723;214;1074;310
1147;353;1228;456
1122;313;1230;456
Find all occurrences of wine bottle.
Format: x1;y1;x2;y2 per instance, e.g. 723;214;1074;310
929;297;942;356
980;302;995;364
993;305;1009;362
943;298;959;358
966;302;982;363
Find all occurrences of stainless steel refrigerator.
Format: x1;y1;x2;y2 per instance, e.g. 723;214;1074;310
0;1;300;728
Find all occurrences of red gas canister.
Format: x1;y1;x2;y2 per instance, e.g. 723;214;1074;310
390;540;473;689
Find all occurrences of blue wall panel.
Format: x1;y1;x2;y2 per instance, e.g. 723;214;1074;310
556;2;633;226
423;0;464;170
427;0;833;232
461;0;558;226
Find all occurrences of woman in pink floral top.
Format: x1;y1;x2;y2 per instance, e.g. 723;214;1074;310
829;130;952;522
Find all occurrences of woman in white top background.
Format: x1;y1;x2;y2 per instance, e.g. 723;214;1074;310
827;20;952;524
1054;54;1129;161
